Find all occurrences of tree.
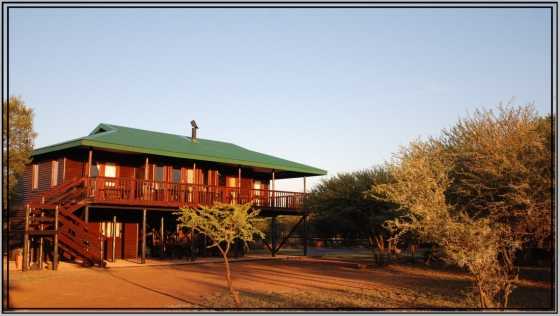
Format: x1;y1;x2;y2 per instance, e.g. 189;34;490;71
175;203;264;306
305;167;400;262
2;96;36;208
443;105;552;250
371;139;521;308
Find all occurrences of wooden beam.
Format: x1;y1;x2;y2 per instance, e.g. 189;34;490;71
160;216;165;257
53;206;59;270
262;239;273;253
303;213;308;256
22;205;30;271
270;216;277;257
84;206;89;223
88;149;93;177
141;209;147;264
190;229;197;261
145;157;149;180
273;215;305;254
112;216;117;262
38;211;44;268
62;157;66;183
272;170;276;208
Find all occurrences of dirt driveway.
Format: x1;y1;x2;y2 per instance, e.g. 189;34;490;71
6;259;552;310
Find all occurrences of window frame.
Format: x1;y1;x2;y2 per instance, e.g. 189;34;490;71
51;160;59;187
32;164;39;190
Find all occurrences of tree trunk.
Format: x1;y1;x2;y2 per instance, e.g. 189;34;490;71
219;244;241;306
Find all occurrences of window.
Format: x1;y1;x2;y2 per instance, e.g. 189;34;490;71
186;169;194;184
172;168;181;183
90;163;100;177
104;163;116;178
101;222;121;238
32;164;39;190
154;165;164;182
51;160;59;186
227;177;237;188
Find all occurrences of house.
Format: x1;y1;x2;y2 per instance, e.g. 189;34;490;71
13;122;326;271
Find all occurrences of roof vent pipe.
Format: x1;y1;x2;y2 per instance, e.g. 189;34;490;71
190;120;199;142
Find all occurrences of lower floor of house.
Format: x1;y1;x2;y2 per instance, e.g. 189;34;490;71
72;205;309;263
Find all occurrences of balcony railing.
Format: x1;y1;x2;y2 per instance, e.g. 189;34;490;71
84;177;306;210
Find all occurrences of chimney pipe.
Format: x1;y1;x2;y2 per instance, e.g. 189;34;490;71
190;120;199;142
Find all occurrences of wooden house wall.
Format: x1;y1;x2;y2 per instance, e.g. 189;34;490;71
22;148;277;204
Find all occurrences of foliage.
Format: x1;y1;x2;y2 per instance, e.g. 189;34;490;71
371;138;521;308
2;96;36;208
175;202;264;306
370;103;551;308
443;105;552;249
305;167;401;261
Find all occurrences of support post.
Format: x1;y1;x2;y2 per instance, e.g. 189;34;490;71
272;170;276;208
271;216;277;257
53;206;59;270
112;215;117;262
160;216;165;257
190;230;197;261
238;167;241;204
144;158;149;180
141;209;147;264
22;205;30;271
87;149;93;177
100;225;104;266
303;213;308;256
38;211;44;269
84;206;89;223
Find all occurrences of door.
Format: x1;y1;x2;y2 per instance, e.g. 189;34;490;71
102;221;122;261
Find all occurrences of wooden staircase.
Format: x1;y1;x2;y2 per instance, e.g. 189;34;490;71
24;178;106;269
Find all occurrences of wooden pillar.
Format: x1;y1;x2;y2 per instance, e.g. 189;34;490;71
271;216;277;257
62;157;66;182
303;214;308;256
144;157;149;180
38;211;44;269
53;206;59;270
193;162;197;204
141;209;147;264
238;167;241;203
272;170;276;208
100;225;104;266
87;149;93;177
160;216;165;257
303;177;307;194
190;230;197;261
22;205;30;271
84;206;89;223
111;216;117;262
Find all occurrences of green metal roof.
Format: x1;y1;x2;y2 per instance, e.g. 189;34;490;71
32;123;326;177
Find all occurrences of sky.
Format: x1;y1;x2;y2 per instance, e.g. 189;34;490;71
8;8;552;191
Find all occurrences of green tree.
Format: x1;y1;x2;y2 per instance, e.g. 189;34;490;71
175;203;264;306
305;167;400;261
2;96;36;208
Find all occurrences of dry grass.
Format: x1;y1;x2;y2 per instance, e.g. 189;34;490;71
7;257;553;311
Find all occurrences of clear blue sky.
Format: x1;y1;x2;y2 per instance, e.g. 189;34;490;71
9;8;551;191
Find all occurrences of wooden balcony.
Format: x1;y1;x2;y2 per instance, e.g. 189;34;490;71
84;177;306;212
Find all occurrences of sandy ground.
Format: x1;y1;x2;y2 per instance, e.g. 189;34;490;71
6;258;553;311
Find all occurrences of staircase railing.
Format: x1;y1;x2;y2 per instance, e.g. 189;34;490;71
28;178;105;267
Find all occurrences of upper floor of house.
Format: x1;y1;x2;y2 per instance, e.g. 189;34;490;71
19;123;327;213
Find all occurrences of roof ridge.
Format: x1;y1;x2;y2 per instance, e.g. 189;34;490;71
99;122;234;145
